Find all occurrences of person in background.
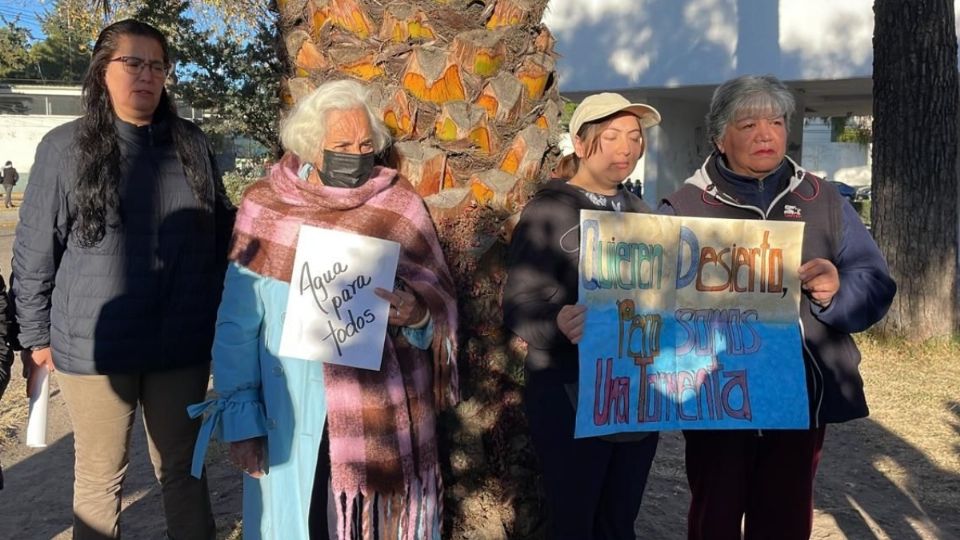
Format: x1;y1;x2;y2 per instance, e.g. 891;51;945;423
503;93;662;539
12;19;232;539
189;79;459;540
0;272;13;490
2;161;19;208
660;74;896;540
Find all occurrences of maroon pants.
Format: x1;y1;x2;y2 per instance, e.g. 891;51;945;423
684;427;827;540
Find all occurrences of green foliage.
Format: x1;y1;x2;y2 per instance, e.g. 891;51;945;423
0;21;32;78
26;36;91;83
4;0;282;157
175;18;283;156
836;126;872;145
560;99;578;131
853;200;871;227
128;0;197;65
221;169;259;206
829;115;872;145
7;0;102;83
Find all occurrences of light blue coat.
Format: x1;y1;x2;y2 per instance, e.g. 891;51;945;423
190;263;432;540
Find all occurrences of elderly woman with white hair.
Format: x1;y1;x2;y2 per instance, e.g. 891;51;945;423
189;79;458;540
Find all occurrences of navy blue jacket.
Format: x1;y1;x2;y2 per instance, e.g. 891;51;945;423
661;154;896;425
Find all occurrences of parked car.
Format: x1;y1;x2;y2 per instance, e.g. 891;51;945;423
829;180;857;203
856;185;871;201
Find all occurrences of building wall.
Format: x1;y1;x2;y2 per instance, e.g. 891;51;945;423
799;119;871;185
544;0;948;92
0;114;78;190
639;91;805;202
802;142;871;186
642;98;709;203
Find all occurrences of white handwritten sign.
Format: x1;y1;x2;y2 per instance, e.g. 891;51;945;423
278;225;400;370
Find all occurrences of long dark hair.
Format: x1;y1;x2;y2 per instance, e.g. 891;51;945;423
73;19;211;247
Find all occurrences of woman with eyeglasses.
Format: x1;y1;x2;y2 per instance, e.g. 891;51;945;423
11;19;233;540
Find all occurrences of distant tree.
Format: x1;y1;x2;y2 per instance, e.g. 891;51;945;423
872;0;959;338
26;0;100;83
128;0;200;63
26;0;280;154
0;20;32;79
175;18;283;155
829;116;872;145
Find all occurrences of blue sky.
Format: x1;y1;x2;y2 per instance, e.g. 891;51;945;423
0;0;50;40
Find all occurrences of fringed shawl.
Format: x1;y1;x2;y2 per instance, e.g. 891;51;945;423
231;153;458;539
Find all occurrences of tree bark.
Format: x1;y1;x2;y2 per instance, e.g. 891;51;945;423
872;0;959;338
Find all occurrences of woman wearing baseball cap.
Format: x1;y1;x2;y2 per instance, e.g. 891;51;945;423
504;93;662;539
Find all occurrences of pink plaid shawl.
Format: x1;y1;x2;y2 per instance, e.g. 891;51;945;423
231;153;458;539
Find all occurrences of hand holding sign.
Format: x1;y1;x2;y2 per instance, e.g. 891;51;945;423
557;304;587;344
278;225;401;370
374;286;427;327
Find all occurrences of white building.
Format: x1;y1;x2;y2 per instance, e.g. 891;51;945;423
801;118;871;187
0;83;211;187
544;0;952;201
0;84;82;188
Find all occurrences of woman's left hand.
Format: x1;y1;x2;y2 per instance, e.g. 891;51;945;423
375;287;427;327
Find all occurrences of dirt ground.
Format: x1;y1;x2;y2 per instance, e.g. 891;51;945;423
0;198;958;539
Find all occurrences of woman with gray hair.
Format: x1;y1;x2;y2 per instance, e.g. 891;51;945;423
661;75;895;539
189;79;459;539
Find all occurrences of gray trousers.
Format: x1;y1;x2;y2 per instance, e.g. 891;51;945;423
3;184;13;207
57;363;216;540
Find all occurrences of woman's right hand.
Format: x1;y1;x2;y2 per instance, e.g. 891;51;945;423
230;437;266;478
22;347;56;399
557;304;588;344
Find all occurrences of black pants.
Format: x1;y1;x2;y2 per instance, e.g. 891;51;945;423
525;376;659;540
3;184;12;208
309;428;369;540
309;428;332;539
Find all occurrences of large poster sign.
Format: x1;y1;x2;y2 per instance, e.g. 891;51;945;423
575;211;809;437
279;225;400;370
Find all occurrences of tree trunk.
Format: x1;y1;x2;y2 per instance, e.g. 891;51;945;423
872;0;959;339
275;0;561;537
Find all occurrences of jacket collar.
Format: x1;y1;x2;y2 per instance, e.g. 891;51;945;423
538;177;647;212
114;110;172;147
682;153;809;218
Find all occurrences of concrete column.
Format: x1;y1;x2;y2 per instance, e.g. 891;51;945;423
787;90;805;163
638;96;712;204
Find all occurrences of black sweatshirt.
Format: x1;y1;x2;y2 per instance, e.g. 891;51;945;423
503;179;650;384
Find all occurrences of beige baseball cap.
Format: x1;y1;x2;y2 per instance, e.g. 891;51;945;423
568;92;662;136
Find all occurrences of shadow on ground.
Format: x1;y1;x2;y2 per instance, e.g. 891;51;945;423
635;412;960;539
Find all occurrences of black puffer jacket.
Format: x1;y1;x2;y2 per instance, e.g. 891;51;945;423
0;274;12;399
11;115;234;375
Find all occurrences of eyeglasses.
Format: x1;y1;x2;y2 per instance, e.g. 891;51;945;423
109;56;171;77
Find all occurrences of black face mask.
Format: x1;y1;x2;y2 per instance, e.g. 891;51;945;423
318;150;376;189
